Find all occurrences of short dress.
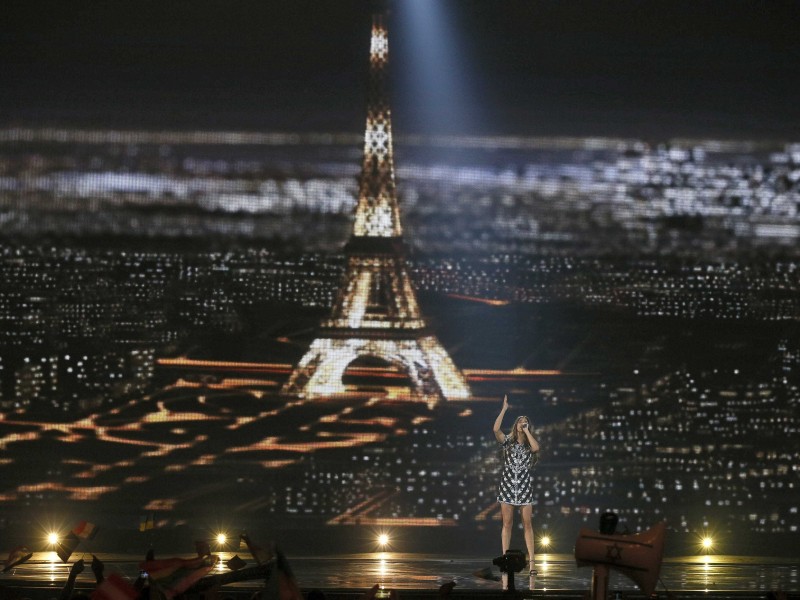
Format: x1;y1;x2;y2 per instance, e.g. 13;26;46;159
497;434;539;505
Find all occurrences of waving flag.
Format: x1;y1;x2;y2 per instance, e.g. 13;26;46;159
139;555;219;599
73;521;99;540
194;541;210;557
139;513;155;532
240;534;272;565
56;533;81;563
3;546;33;572
91;572;138;600
225;555;247;571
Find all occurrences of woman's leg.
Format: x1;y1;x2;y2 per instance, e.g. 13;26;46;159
500;502;514;553
521;504;536;571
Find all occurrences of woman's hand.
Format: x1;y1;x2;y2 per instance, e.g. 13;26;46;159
494;395;509;442
523;425;540;452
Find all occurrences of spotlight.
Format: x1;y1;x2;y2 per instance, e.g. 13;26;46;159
541;535;551;548
377;533;390;547
216;533;227;545
702;536;713;552
47;532;59;545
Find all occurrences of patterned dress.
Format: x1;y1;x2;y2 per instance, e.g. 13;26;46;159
497;434;539;505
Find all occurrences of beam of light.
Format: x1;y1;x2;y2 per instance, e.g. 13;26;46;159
393;0;481;135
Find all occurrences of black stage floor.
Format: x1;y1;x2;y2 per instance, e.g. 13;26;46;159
1;552;798;599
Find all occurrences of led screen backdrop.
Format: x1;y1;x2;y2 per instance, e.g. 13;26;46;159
0;1;798;556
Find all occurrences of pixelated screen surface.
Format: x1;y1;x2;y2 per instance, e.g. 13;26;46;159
0;1;798;556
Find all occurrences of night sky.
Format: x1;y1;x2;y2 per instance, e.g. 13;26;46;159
2;0;799;139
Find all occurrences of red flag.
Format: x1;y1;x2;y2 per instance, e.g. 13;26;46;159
3;546;33;572
56;533;81;563
91;573;138;600
73;520;99;540
140;555;219;599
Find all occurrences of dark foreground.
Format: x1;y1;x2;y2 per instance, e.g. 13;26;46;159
1;553;797;599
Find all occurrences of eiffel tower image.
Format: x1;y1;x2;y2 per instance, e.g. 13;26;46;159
282;12;470;402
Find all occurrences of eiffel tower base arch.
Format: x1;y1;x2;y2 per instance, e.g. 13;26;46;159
282;335;470;403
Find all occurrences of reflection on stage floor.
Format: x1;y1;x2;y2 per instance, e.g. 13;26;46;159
1;552;797;598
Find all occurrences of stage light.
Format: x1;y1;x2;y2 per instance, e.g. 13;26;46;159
47;532;59;545
377;533;390;547
216;533;227;545
702;536;714;551
541;535;551;548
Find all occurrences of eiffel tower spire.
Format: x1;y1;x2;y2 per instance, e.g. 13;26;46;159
283;11;470;402
353;12;401;239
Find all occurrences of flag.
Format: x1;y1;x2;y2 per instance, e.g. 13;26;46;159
140;555;219;599
91;573;138;600
73;520;99;540
194;541;210;557
225;555;246;571
3;546;33;572
139;513;155;532
270;548;301;600
56;533;81;563
240;534;271;566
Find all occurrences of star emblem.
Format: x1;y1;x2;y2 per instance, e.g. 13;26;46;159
606;543;623;562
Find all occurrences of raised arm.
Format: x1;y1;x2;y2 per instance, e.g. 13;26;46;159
59;559;84;600
493;395;509;442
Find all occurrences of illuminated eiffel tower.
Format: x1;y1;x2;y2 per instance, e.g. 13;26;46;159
282;12;470;402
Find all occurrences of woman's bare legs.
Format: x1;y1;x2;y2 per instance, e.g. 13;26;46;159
500;502;514;553
500;503;515;589
521;504;536;573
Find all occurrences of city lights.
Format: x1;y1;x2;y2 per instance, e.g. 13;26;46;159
0;0;799;561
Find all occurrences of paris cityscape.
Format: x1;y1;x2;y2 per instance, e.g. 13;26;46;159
1;0;799;566
0;125;798;556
